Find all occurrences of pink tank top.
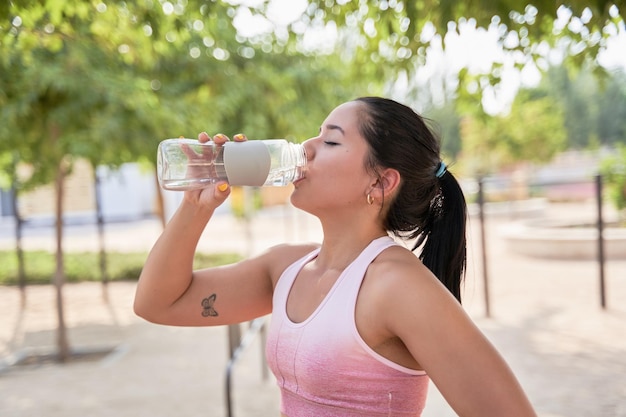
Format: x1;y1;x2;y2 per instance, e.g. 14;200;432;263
266;236;429;416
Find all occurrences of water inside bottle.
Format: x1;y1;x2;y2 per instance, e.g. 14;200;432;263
160;178;217;190
158;141;228;190
264;166;305;186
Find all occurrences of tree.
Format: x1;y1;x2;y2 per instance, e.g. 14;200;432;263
0;1;178;361
536;65;599;148
597;70;626;146
240;0;624;101
535;65;626;148
0;0;362;362
502;90;567;163
0;0;232;362
460;89;567;175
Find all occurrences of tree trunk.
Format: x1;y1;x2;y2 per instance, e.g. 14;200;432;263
10;178;26;307
53;156;71;363
93;168;109;302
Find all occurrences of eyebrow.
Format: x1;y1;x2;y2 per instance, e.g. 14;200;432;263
323;124;345;135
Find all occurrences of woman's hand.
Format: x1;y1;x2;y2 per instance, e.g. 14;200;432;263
182;132;247;210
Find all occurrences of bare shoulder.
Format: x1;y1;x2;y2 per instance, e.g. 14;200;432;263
366;244;440;293
360;244;472;367
260;242;320;286
362;244;462;319
362;246;537;416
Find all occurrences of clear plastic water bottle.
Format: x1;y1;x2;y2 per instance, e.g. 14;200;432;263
157;138;307;191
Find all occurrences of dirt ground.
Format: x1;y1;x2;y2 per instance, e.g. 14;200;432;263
1;201;625;417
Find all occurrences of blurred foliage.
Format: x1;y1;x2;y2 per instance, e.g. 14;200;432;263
417;64;626;176
537;65;626;149
309;1;619;59
247;0;625;93
423;102;462;160
0;0;624;199
456;87;567;175
0;249;241;286
0;0;363;192
0;1;624;186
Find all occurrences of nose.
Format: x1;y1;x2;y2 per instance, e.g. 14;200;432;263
302;137;316;161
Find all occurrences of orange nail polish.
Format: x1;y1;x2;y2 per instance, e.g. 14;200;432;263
218;183;229;192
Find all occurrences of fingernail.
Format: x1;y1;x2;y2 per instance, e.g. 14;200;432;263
233;133;244;140
218;183;229;192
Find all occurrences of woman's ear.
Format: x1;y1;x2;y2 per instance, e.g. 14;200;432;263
371;168;401;200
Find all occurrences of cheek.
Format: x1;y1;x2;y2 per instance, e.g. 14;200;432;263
324;149;364;173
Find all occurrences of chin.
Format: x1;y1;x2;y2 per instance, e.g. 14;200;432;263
289;190;301;208
289;189;309;212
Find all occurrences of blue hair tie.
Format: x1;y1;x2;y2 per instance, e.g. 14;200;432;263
435;161;447;178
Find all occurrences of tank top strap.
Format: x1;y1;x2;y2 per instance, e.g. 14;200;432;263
272;247;321;319
274;236;397;320
358;235;398;264
337;235;398;293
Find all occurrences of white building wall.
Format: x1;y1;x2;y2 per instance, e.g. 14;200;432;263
97;164;156;221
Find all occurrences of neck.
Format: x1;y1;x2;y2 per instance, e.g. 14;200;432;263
315;223;388;271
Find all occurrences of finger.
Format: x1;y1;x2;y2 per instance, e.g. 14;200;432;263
232;133;247;142
217;182;230;194
180;142;197;159
198;132;211;143
180;136;201;159
213;133;229;146
209;182;230;204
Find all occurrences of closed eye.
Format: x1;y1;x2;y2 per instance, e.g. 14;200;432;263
324;141;340;146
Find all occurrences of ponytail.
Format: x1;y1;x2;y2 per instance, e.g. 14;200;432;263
353;96;467;303
417;170;467;303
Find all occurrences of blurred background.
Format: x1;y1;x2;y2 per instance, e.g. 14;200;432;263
1;0;625;416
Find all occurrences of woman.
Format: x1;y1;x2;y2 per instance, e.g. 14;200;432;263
134;97;536;416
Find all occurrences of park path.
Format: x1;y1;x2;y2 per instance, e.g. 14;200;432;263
0;201;625;417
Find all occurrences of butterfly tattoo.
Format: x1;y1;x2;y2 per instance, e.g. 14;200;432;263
201;294;219;317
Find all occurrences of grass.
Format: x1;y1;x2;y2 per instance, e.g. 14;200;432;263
0;250;242;286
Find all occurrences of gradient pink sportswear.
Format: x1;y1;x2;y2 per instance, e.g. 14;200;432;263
266;236;429;416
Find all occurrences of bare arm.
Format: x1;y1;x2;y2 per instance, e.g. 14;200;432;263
134;197;271;326
377;253;536;417
135;133;275;326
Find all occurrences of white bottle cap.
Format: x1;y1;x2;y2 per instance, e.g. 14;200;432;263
223;141;271;186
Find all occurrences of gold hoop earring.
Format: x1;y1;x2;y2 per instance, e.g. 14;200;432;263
367;194;374;205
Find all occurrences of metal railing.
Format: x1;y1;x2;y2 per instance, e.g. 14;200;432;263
474;174;609;314
224;317;267;417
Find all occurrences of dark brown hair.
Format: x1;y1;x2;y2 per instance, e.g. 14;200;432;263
355;97;467;302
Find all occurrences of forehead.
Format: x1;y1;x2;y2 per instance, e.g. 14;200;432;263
323;101;363;131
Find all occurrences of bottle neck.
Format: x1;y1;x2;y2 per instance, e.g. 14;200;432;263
287;142;307;184
289;142;307;168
